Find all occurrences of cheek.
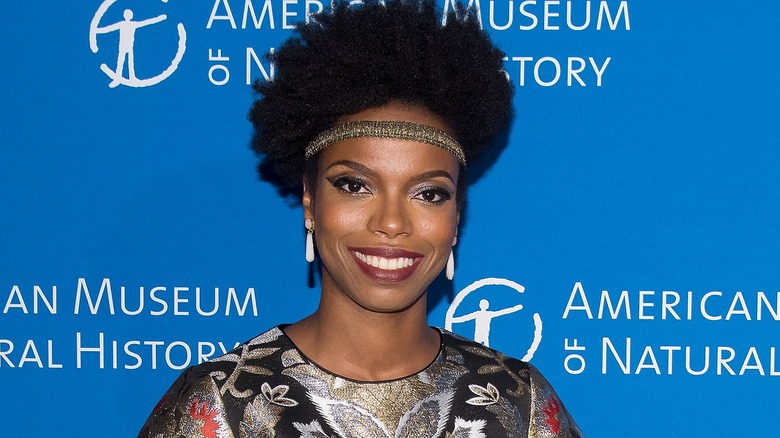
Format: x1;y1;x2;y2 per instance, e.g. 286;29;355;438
313;194;366;245
321;210;365;236
417;208;458;245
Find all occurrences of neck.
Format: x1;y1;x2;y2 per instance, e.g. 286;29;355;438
284;282;440;381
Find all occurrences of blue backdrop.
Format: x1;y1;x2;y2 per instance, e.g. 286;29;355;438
2;1;779;436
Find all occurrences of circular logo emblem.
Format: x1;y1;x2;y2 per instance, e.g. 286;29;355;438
445;277;542;361
89;0;186;88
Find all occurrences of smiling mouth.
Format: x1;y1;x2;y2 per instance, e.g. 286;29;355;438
352;251;416;270
348;247;423;283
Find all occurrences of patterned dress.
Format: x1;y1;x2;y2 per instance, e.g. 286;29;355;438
138;326;583;437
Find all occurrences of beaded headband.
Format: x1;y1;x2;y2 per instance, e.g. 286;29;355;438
305;120;466;166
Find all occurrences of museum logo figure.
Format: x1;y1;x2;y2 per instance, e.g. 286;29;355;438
89;0;187;88
450;299;524;347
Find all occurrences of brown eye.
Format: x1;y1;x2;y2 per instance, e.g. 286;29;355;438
414;188;451;204
421;191;439;202
346;181;363;193
331;176;370;195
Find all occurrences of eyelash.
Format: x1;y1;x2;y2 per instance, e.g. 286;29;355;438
331;176;370;195
329;176;452;205
414;187;452;205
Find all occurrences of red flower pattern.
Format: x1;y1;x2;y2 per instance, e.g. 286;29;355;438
190;397;220;438
541;395;561;433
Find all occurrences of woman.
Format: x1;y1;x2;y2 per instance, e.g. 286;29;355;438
139;0;583;436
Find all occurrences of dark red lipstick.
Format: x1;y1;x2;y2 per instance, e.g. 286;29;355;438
348;246;423;283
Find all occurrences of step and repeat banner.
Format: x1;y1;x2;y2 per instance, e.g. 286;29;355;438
2;1;778;436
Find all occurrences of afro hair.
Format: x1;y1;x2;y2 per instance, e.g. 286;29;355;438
248;0;513;194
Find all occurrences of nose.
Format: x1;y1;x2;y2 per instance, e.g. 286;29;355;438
368;193;410;239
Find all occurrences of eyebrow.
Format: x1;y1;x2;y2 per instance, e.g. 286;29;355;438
326;160;456;185
326;160;378;178
410;170;456;185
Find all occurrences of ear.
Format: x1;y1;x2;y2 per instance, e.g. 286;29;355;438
453;210;460;246
302;177;314;223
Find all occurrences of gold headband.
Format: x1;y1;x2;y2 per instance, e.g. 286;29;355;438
305;120;466;165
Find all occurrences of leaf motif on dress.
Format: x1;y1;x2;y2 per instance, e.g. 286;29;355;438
476;364;503;375
210;371;228;381
309;393;391;438
243;365;274;377
240;397;278;438
244;347;281;363
449;417;487;438
395;391;453;438
248;327;283;346
460;346;495;358
446;347;465;364
281;348;306;367
466;383;500;406
506;366;530;398
454;341;530;399
214;345;280;399
293;420;331;438
261;382;299;407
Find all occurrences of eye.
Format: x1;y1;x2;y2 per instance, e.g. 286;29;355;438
332;176;371;195
414;187;452;204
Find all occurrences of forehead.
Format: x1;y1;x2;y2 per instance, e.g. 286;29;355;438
318;137;460;180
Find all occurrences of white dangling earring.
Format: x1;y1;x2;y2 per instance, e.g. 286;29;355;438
305;218;315;263
446;250;455;280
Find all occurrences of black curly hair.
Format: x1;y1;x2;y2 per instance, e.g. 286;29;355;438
248;0;513;202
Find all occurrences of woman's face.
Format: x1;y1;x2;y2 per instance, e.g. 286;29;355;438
303;102;460;314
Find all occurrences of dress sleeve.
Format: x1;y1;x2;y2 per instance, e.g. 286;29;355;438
137;368;235;438
526;364;584;438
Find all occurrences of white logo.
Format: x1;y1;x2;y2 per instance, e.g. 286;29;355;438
445;277;542;361
89;0;186;88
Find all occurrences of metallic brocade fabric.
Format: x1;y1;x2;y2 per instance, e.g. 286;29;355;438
138;327;583;438
305;121;467;166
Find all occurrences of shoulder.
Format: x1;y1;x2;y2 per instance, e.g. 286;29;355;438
137;326;289;438
524;363;584;437
438;328;584;437
137;364;231;437
439;328;531;378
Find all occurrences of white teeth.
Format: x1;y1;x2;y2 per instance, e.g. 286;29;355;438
354;252;415;271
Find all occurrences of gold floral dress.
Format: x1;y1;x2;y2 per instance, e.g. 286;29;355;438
138;326;583;438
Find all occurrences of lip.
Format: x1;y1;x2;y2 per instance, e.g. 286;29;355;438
348;246;424;283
